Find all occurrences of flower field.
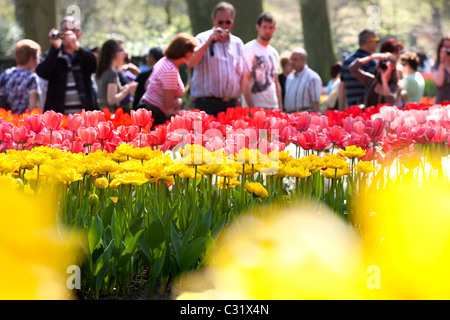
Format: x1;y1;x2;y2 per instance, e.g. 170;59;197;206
1;102;450;299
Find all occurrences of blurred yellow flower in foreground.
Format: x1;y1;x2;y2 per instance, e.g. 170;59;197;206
362;177;450;299
0;181;84;299
174;202;365;299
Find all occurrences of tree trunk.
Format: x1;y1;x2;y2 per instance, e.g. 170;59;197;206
186;0;263;44
228;0;263;44
299;0;336;84
185;0;216;36
14;0;57;52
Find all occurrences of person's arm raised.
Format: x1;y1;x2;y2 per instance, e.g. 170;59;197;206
187;29;222;69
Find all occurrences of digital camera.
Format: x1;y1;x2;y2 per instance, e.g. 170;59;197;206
217;29;229;35
378;60;388;71
49;30;65;40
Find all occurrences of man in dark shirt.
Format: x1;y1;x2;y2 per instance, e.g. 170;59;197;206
36;16;97;114
339;29;379;109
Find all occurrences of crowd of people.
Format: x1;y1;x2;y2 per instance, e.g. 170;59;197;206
0;2;449;127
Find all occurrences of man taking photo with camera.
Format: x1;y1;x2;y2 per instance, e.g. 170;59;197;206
187;2;249;117
36;16;98;115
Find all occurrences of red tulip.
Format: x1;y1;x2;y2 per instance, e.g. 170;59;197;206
43;110;63;131
25;114;44;133
77;127;97;145
297;130;316;150
131;108;152;128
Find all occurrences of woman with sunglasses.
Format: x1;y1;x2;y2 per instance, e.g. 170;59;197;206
349;52;401;108
96;39;138;112
433;34;450;104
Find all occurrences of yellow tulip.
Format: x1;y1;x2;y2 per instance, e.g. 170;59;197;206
321;165;350;179
174;203;364;300
0;183;84;299
355;161;376;174
245;182;268;198
218;178;240;189
94;177;109;189
340;146;366;160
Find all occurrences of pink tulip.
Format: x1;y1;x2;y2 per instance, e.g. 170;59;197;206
379;106;398;123
171;114;193;131
253;111;269;130
431;126;449;143
232;120;248;130
82;110;104;127
314;133;332;151
325;125;350;148
362;118;386;138
310;115;328;131
293;112;311;132
117;125;139;143
68;114;85;132
25;114;45;133
43;110;63;131
131;108;152;128
11;126;30;144
344;132;371;150
412;127;435;144
205;136;224;152
97;121;114;141
413;110;428;125
78;127;97;145
0;121;12;142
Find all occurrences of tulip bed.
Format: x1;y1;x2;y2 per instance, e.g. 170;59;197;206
1;102;450;299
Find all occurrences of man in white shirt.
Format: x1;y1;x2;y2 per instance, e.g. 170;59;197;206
187;2;248;117
284;47;322;113
242;12;282;110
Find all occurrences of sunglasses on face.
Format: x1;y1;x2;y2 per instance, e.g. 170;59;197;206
368;37;380;43
218;20;232;25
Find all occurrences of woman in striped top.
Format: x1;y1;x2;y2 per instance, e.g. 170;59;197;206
139;33;198;127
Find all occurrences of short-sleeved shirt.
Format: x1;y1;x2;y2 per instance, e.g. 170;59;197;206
401;72;425;103
243;39;280;109
96;68;121;110
141;57;184;117
190;29;249;100
0;67;40;114
341;49;377;107
284;65;322;113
